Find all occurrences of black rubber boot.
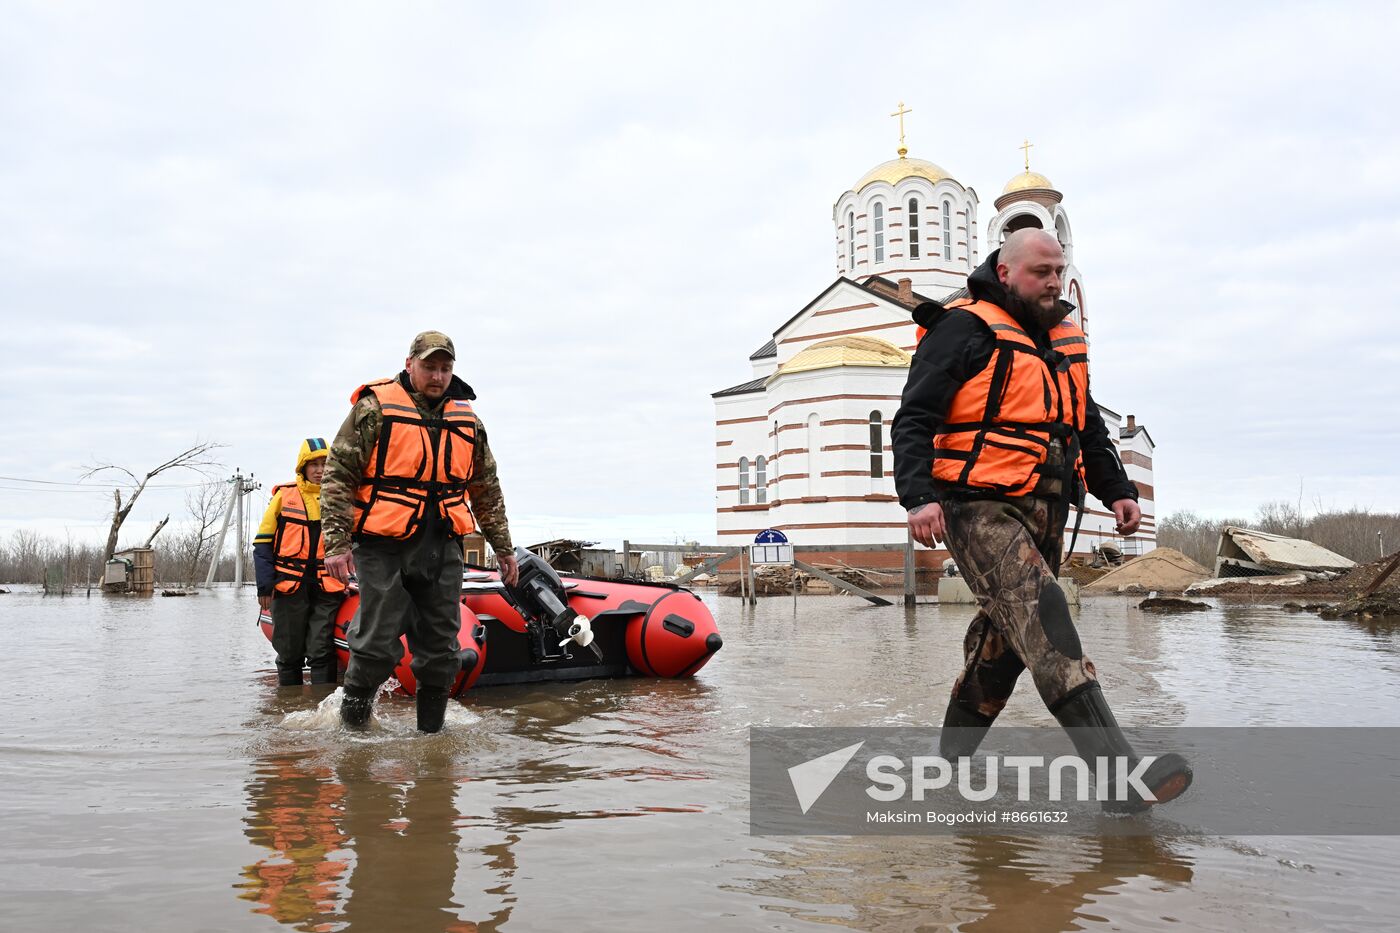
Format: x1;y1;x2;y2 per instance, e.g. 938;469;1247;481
1050;683;1192;813
939;701;996;759
416;685;452;734
340;686;375;730
309;661;338;686
276;664;304;687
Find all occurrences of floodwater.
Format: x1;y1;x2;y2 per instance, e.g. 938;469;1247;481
2;588;1399;933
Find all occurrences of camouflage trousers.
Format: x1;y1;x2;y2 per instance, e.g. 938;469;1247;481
942;496;1097;716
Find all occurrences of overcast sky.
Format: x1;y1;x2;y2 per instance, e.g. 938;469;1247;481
2;1;1398;552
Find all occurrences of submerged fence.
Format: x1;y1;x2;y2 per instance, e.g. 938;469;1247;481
621;540;946;607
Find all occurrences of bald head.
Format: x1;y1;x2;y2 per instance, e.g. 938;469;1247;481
997;228;1065;315
999;229;1061;269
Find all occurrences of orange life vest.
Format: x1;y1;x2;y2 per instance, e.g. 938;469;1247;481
931;299;1088;497
351;379;479;540
272;483;345;594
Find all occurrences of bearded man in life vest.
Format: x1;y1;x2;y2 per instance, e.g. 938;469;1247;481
320;331;520;733
892;229;1191;812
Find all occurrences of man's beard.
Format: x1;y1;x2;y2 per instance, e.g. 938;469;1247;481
1004;290;1067;333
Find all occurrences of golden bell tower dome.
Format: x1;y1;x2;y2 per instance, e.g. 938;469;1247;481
1002;169;1055;195
994;139;1062;212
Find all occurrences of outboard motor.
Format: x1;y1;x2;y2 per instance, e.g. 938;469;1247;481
502;546;605;664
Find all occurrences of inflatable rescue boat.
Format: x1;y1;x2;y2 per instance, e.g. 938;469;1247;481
258;547;722;696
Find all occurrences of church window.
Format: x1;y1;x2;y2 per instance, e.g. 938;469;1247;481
966;207;974;267
847;211;855;270
806;414;819;495
907;198;920;259
869;410;883;478
942;200;952;260
738;457;749;505
873;202;885;263
756;456;767;504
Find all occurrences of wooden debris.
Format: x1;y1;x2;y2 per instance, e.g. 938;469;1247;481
720;561;894;597
1138;597;1210;612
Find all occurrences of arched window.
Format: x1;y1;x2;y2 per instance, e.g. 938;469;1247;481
755;456;767;504
869;410;883;478
966;207;975;267
907;198;920;260
872;202;885;263
847;210;856;271
1004;213;1042;238
738;457;749;505
805;414;819;495
942;200;952;260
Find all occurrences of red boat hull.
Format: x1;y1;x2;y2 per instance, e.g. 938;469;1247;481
258;569;721;695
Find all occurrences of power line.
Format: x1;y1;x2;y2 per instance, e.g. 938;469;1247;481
0;474;214;490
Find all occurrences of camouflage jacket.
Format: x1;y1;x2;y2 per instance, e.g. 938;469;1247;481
320;372;513;557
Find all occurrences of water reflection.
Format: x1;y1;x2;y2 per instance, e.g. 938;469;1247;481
954;833;1194;932
236;671;725;932
238;752;349;931
334;746;478;933
739;831;1194;932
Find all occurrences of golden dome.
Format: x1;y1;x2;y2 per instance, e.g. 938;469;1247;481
852;156;953;192
771;336;912;382
1002;170;1056;195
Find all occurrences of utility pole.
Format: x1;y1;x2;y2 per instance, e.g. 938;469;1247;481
204;470;260;589
234;472;245;587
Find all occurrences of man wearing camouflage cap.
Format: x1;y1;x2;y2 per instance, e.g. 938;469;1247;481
321;330;519;733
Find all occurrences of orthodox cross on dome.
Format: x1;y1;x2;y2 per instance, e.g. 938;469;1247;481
1020;138;1034;172
890;101;913;158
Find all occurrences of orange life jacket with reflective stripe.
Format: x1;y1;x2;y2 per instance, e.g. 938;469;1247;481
932;298;1089;497
272;483;345;594
351;379;479;540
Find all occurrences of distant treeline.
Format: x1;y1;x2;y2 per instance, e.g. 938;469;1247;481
1158;503;1400;570
0;528;248;588
7;501;1398;586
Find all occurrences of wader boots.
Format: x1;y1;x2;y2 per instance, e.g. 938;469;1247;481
309;660;338;686
416;685;451;734
276;664;304;687
1050;683;1192;813
340;685;375;730
939;702;996;759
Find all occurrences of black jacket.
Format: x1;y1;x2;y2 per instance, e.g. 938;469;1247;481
891;252;1139;511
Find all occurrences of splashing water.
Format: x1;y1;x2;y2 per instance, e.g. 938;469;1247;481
280;689;352;731
279;687;481;733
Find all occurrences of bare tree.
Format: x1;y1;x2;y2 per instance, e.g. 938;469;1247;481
181;480;228;586
144;515;170;547
83;441;226;560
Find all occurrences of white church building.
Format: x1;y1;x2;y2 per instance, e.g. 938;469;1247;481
712;146;1156;565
